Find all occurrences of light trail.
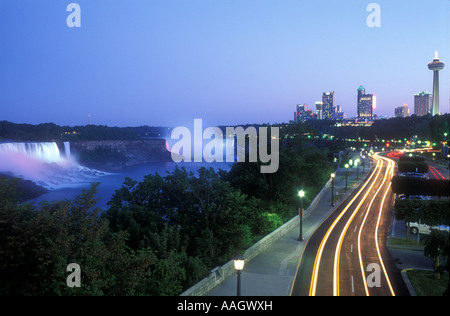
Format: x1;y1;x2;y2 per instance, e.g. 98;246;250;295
429;165;446;180
373;155;396;296
355;154;395;296
309;153;397;296
333;154;384;296
309;157;382;296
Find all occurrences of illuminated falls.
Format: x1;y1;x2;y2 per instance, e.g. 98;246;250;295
0;141;106;189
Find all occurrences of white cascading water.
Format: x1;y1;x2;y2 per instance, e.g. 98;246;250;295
0;142;107;189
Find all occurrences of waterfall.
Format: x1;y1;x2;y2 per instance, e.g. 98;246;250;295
64;141;71;158
0;142;63;163
0;141;106;189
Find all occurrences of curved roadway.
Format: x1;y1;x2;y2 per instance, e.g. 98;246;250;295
291;153;410;296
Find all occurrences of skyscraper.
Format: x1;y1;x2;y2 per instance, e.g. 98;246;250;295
428;52;445;116
322;92;335;120
394;104;409;118
414;91;432;116
294;104;316;122
357;85;375;119
315;102;323;120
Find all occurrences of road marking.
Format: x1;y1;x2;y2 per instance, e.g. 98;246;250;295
351;275;355;293
351;244;353;253
354;226;358;232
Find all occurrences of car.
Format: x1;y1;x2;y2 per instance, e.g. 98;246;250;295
395;194;430;200
408;222;450;235
409;195;431;200
398;172;428;179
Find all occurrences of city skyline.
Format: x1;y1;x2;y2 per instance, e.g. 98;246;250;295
0;0;449;128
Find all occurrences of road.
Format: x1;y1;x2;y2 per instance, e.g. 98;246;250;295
291;153;410;296
428;164;448;180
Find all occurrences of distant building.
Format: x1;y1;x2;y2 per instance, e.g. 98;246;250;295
332;111;345;120
315;102;323;120
294;104;317;122
394;104;410;118
322;92;335;120
414;91;432;116
357;85;375;119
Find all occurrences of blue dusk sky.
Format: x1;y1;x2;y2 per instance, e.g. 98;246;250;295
0;0;449;128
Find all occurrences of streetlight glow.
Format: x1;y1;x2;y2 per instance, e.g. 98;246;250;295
298;190;305;241
234;255;245;296
234;256;245;271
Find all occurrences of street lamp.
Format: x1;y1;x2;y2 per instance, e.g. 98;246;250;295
234;256;245;296
298;190;305;241
331;173;335;206
355;159;360;179
345;164;349;190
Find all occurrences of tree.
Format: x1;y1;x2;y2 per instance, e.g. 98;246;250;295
0;181;158;295
424;230;450;280
394;199;450;240
392;176;450;197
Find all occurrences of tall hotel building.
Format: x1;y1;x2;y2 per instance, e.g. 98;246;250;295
414;91;432;116
322;92;335;120
357;85;375;119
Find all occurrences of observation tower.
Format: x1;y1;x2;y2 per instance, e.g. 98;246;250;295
427;51;445;116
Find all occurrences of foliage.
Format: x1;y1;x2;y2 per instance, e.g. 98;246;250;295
424;230;450;280
391;176;450;197
105;167;263;270
0;180;184;296
394;199;450;226
224;144;333;208
397;161;429;174
0;120;170;142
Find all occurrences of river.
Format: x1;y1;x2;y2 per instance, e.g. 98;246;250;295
31;160;234;209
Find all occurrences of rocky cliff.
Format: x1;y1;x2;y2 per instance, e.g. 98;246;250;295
70;139;171;171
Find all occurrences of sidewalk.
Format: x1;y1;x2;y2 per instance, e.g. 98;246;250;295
207;165;367;296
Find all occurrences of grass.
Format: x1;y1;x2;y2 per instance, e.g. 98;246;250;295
390;237;425;247
406;270;449;296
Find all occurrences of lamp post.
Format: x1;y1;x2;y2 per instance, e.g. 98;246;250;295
362;155;365;173
355;159;360;179
331;173;335;206
345;164;349;190
298;190;305;241
234;256;245;296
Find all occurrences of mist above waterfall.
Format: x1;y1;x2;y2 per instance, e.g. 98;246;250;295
0;142;107;189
